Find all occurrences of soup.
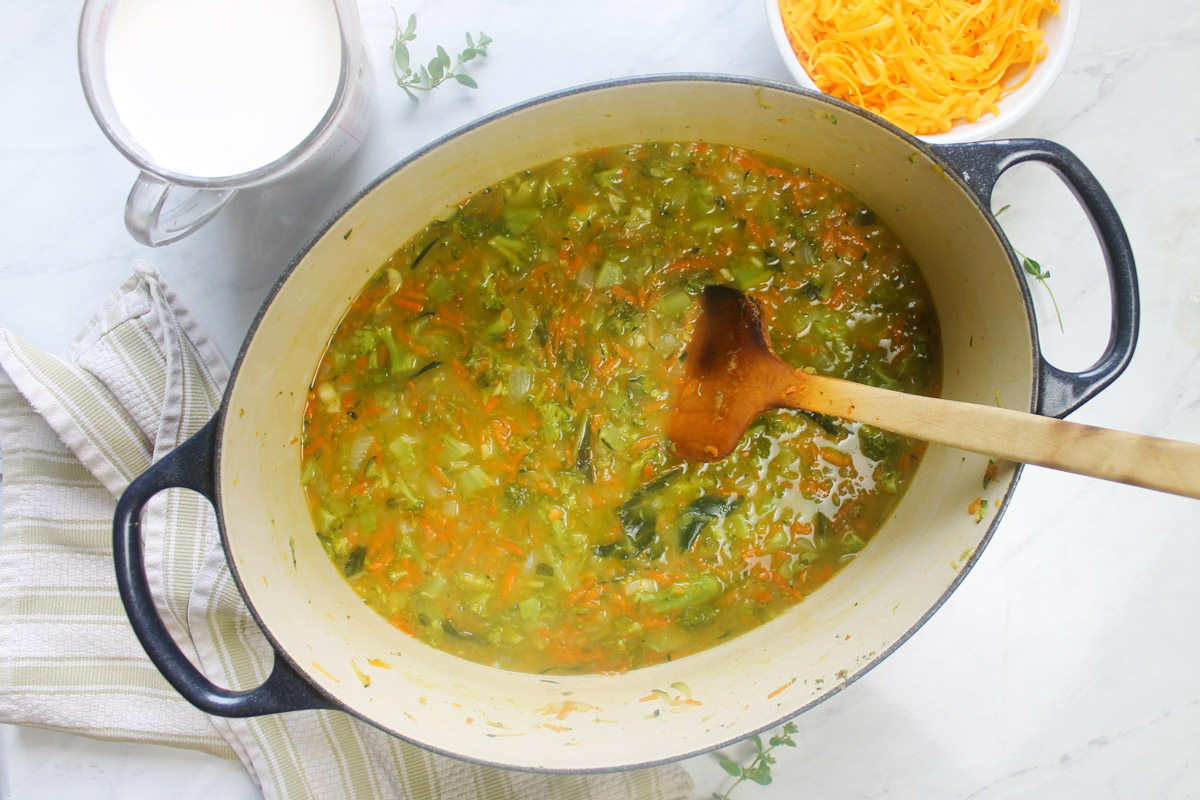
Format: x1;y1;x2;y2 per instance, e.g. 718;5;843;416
300;142;941;674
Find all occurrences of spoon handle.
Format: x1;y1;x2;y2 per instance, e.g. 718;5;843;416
783;373;1200;500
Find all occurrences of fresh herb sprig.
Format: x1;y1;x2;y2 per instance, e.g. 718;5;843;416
714;722;798;799
994;204;1065;333
390;9;492;100
1019;251;1064;333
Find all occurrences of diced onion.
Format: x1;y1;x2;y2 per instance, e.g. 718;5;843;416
344;434;374;474
508;366;533;399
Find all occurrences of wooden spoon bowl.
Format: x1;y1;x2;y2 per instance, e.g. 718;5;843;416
668;285;1200;499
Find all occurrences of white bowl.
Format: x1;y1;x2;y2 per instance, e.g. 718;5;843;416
764;0;1080;143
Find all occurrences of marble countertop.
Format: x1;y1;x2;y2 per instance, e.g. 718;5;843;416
3;1;1199;797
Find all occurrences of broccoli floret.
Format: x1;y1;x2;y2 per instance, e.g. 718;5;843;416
858;425;899;462
537;401;572;443
604;300;644;336
679;605;716;631
567;354;590;383
504;483;532;510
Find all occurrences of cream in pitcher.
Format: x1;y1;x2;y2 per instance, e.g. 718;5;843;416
79;0;374;246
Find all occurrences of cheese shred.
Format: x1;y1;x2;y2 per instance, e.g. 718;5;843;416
779;0;1059;135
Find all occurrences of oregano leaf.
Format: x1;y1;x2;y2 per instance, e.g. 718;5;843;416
388;9;490;98
749;764;774;785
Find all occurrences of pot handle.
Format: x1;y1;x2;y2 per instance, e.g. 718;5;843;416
930;140;1139;419
113;417;336;717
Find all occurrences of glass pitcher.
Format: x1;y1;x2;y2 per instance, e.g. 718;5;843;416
78;0;375;246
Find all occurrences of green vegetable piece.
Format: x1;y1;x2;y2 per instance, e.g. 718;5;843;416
488;235;530;266
377;326;404;372
441;619;478;641
484;308;515;336
624;466;683;508
813;511;832;541
592;541;620;558
874;463;901;494
538;401;571;443
408;360;441;381
731;266;773;290
685;495;742;518
802;280;832;301
596;471;682;560
629;516;657;553
457;465;492;495
410;233;442;270
518;597;541;621
427;275;453;302
575;419;595;482
858;425;898;462
657;289;692;317
801;410;844;436
504;483;532;510
677;515;710;552
679;605;716;631
648;574;720;613
677;495;743;551
502;207;540;235
343;546;367;578
595;260;622;290
593;167;623;188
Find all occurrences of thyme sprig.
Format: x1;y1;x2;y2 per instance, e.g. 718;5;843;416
1019;251;1064;333
714;722;798;799
994;204;1065;333
390;9;492;100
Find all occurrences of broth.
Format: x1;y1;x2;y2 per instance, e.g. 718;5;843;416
300;142;941;674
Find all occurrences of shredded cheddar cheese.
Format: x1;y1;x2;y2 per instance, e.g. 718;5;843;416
779;0;1059;135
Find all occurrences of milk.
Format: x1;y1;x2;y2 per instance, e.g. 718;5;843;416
104;0;343;178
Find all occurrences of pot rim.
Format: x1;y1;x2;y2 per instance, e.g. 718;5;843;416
212;73;1043;772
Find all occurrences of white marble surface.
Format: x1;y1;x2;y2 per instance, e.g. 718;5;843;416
3;1;1200;798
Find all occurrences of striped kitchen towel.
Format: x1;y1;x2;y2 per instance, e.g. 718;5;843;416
0;263;693;800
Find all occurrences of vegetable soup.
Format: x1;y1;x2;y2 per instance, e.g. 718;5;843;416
300;142;941;674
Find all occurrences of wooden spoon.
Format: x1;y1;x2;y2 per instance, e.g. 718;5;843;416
667;285;1200;499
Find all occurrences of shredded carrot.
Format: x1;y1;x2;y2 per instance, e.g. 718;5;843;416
778;0;1058;135
495;538;526;558
609;285;640;306
499;562;521;601
310;662;340;682
428;464;453;488
390;295;425;313
367;551;395;573
818;446;855;469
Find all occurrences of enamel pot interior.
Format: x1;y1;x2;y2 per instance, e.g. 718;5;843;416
217;77;1032;771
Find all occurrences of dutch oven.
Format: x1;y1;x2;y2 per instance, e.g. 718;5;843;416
114;76;1137;772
